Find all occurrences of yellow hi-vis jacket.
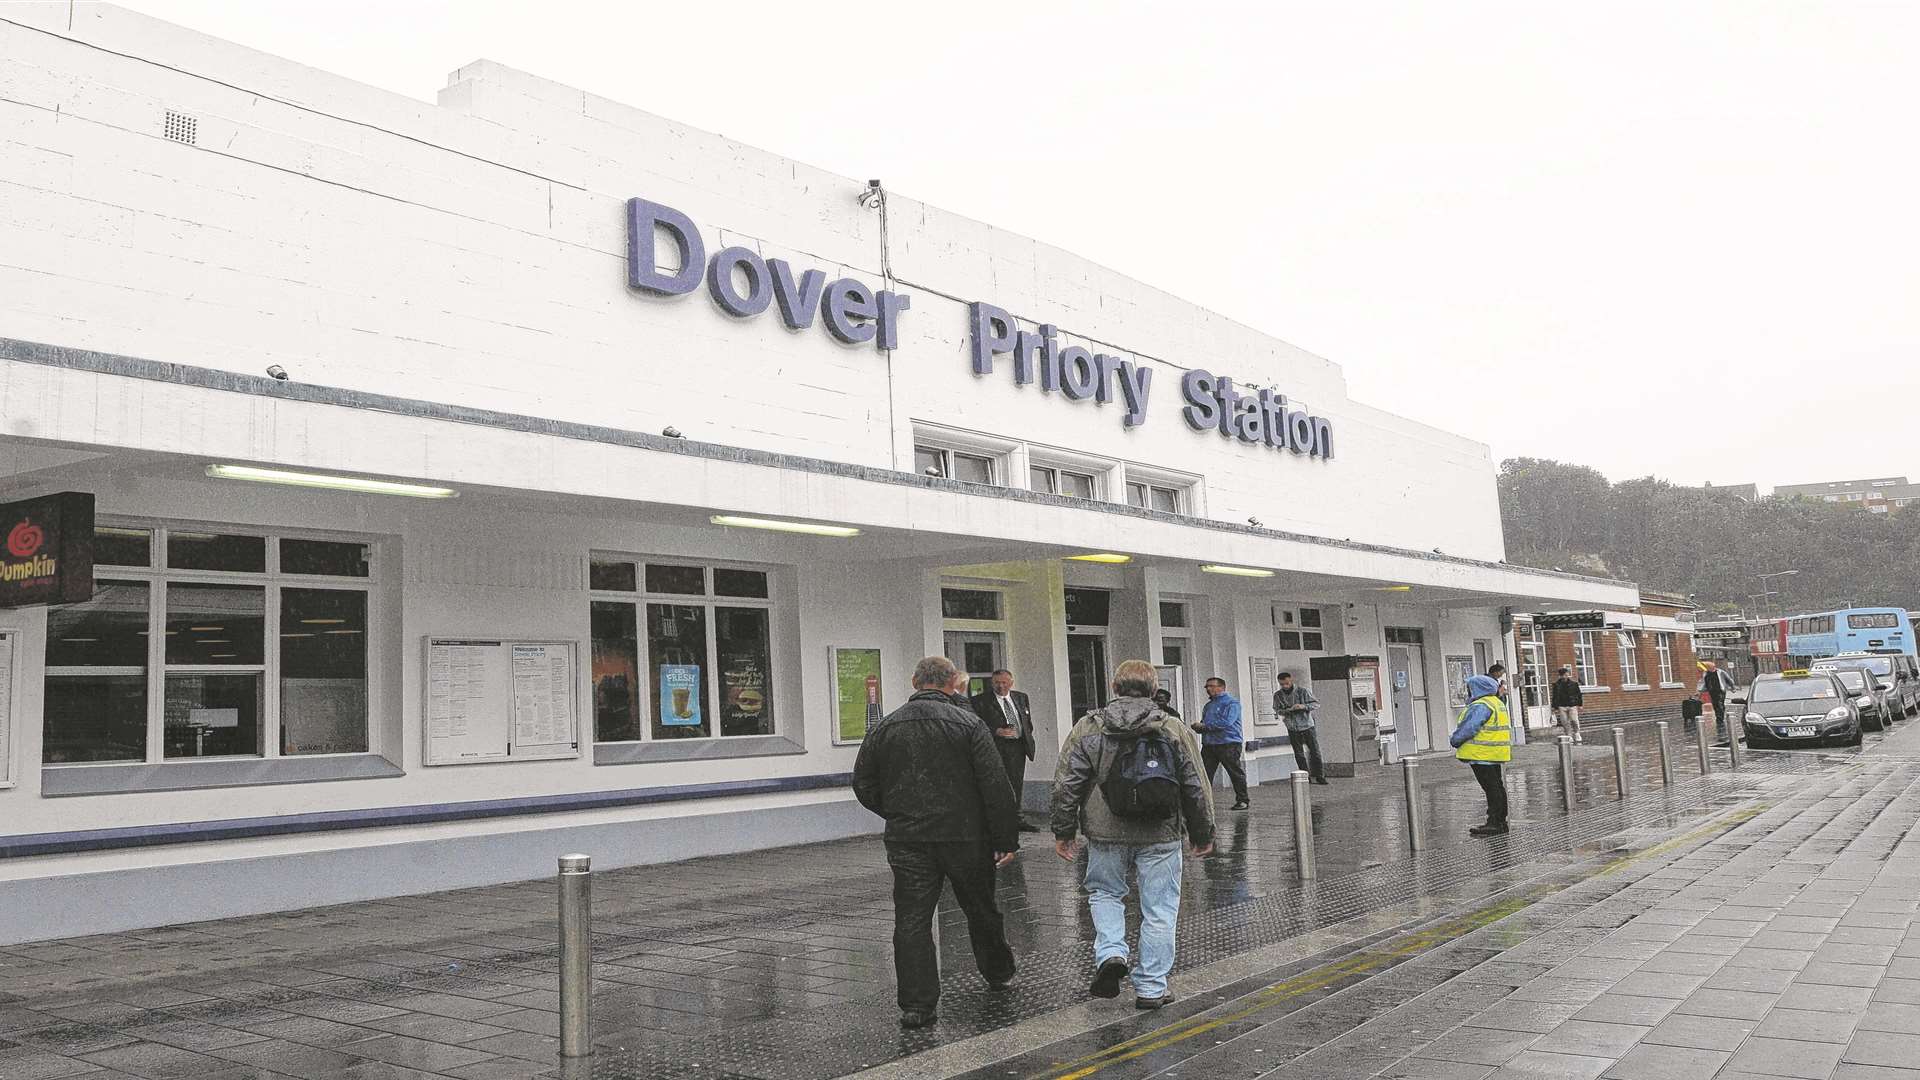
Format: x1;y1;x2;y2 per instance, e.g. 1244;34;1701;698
1454;694;1512;763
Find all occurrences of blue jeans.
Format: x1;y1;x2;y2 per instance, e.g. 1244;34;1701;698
1084;840;1185;998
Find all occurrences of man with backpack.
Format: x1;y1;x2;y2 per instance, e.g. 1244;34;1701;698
1051;660;1215;1010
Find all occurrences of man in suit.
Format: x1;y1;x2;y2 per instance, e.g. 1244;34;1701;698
972;669;1039;831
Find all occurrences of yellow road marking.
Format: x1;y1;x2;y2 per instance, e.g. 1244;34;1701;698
1032;803;1770;1080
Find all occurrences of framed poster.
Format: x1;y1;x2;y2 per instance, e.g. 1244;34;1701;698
658;664;703;727
1247;656;1279;726
831;647;883;744
1445;655;1476;708
423;637;582;765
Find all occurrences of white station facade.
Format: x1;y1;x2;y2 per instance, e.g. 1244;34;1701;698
0;3;1637;941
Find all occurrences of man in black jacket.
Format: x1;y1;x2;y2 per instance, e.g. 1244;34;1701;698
1551;665;1584;744
854;656;1021;1029
971;669;1039;831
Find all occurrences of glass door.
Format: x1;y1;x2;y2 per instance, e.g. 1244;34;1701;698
1067;633;1108;721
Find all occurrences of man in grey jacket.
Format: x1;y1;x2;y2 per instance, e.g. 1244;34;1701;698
1273;671;1327;784
1051;660;1215;1010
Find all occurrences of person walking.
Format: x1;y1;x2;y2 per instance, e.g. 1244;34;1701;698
1450;673;1512;836
1051;660;1215;1010
971;669;1039;831
1152;687;1181;720
1698;661;1736;745
1193;677;1249;810
852;656;1021;1029
1551;665;1584;744
1272;671;1327;784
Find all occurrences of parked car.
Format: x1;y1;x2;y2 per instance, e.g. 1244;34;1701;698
1742;670;1863;749
1825;666;1890;731
1812;653;1911;718
1897;655;1920;716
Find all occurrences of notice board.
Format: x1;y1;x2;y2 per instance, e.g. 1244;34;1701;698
424;638;581;765
1248;656;1279;726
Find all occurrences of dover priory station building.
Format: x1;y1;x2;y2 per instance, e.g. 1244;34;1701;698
0;3;1636;941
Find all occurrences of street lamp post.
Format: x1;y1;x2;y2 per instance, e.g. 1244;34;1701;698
1757;570;1799;619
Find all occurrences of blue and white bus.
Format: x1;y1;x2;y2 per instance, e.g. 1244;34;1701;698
1784;606;1916;662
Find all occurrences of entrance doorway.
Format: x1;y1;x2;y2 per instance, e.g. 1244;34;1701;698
1067;633;1108;720
1519;624;1550;728
944;631;1004;699
1386;627;1428;752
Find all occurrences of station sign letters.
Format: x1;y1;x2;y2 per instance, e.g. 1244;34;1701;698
1533;611;1608;631
623;194;1336;460
0;492;94;608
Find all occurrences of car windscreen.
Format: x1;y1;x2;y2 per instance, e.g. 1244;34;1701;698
1751;679;1837;703
1831;670;1869;693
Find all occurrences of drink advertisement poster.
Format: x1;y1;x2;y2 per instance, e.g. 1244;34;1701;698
660;664;702;727
831;647;883;744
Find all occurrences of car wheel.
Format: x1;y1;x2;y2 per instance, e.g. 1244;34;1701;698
1849;726;1864;747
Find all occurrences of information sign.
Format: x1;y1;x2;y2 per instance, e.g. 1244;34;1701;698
830;647;884;744
1444;655;1476;708
1534;611;1608;631
424;638;580;765
1247;656;1279;726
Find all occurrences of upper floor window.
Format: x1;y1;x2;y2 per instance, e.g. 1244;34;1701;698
589;558;776;743
1574;630;1599;686
1126;481;1182;514
1032;465;1097;500
915;444;997;486
45;524;374;764
1617;631;1641;685
1655;632;1676;684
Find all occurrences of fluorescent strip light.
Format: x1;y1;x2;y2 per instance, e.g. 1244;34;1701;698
207;464;457;499
1372;585;1413;592
709;515;860;538
1066;553;1132;564
1200;564;1274;578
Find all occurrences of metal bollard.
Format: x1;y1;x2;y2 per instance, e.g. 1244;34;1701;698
1727;708;1744;768
1695;712;1712;776
1612;725;1629;799
1402;758;1423;852
1557;735;1576;813
1655;721;1674;786
1290;770;1315;879
559;854;593;1059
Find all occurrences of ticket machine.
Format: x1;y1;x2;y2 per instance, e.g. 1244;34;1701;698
1309;654;1388;775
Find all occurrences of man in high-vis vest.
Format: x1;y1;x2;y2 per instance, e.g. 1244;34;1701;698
1450;673;1511;836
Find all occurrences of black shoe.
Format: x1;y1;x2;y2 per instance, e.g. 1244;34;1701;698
1231;801;1250;811
1017;823;1041;833
1469;823;1509;836
986;973;1018;992
1311;777;1330;785
1090;956;1129;999
899;1009;937;1029
1136;993;1177;1010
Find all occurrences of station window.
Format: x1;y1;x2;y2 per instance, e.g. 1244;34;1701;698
941;588;1003;621
1032;465;1098;500
1574;630;1599;686
43;526;374;764
915;444;997;486
1125;481;1182;514
1617;631;1642;686
1384;627;1425;645
589;559;776;743
1655;632;1676;684
1159;601;1188;629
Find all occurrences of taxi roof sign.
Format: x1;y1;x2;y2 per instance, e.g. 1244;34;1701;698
1780;669;1811;677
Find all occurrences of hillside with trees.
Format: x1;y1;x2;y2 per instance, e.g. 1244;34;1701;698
1497;458;1920;617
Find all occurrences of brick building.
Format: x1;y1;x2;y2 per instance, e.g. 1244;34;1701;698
1519;591;1701;729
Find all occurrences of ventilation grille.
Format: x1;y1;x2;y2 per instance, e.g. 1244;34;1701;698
163;110;197;145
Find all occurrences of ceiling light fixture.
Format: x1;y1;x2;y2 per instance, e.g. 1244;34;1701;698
1200;564;1274;578
1372;585;1413;592
206;464;457;499
709;515;860;538
1066;553;1132;564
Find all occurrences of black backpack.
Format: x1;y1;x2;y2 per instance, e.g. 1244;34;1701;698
1098;727;1184;820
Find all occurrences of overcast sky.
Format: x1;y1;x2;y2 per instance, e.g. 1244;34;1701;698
124;1;1920;491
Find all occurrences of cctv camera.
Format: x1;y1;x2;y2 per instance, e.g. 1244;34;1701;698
662;426;684;439
265;365;289;380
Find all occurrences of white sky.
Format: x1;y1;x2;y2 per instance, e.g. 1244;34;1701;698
121;1;1920;491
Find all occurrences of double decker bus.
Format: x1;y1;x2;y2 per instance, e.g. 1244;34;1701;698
1784;606;1916;663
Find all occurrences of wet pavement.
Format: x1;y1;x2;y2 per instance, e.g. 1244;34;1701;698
0;717;1905;1080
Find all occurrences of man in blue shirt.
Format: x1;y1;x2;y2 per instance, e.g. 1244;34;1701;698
1192;677;1249;811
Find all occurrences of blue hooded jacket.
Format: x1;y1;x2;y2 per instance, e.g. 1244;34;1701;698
1449;674;1504;748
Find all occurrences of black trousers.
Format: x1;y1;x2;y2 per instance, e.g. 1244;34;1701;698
996;739;1028;813
1289;727;1325;781
1470;761;1508;827
1202;743;1250;802
1708;693;1727;739
884;839;1016;1013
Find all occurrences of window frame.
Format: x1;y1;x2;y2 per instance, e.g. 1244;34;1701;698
914;443;998;486
1573;630;1600;688
587;556;779;745
1030;464;1099;500
1617;631;1643;688
1655;632;1677;685
43;520;379;767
